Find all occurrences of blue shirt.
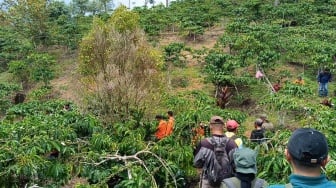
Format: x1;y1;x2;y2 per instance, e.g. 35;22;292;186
269;174;336;188
318;72;332;83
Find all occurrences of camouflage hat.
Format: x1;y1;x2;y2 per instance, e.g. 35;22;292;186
210;116;225;125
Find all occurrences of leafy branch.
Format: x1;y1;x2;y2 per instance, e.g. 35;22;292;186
85;143;177;188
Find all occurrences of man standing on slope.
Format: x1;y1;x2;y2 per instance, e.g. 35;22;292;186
318;68;332;97
269;128;336;188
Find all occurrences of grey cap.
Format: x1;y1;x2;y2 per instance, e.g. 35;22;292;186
210;116;225;125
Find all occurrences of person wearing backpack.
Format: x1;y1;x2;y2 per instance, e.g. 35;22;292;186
193;116;238;188
221;147;268;188
250;119;266;144
269;128;336;188
224;120;243;148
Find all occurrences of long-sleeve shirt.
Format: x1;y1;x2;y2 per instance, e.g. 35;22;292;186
318;72;332;83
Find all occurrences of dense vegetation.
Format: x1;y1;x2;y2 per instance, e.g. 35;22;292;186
1;0;336;187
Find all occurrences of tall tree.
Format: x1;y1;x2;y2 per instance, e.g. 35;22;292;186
78;6;165;124
3;0;50;46
71;0;89;16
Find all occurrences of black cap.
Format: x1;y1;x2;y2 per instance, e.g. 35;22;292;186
287;128;328;165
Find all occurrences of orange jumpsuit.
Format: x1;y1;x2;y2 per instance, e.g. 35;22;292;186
155;120;168;140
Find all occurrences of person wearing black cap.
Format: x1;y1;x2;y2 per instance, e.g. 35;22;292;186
193;116;238;188
269;128;336;187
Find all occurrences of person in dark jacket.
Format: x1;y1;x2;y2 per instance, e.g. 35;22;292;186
250;119;265;144
194;116;238;188
317;68;332;97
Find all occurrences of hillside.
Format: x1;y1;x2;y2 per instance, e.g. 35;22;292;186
1;0;336;187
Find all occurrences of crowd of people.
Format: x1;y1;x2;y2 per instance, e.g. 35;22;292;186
192;115;336;188
153;67;335;187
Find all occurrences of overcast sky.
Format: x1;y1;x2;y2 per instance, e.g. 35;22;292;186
66;0;173;9
0;0;174;9
113;0;171;9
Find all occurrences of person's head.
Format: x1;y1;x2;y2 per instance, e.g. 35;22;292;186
210;116;225;132
167;111;173;117
155;115;164;121
285;128;329;174
254;118;263;128
226;119;239;132
64;103;71;111
324;68;330;73
233;147;257;175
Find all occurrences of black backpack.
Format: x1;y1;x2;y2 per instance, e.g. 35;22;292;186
206;136;233;186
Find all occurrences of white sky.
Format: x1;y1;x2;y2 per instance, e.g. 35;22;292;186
0;0;174;9
115;0;171;9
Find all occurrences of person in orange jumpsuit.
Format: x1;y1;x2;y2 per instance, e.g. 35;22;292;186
294;76;305;85
155;115;168;140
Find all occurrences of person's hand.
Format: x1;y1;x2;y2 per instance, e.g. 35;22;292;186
196;168;203;175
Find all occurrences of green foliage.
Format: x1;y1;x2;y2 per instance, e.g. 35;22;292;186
0;83;21;115
280;82;313;98
135;0;222;39
164;42;186;68
134;5;170;37
8;60;29;85
204;51;252;87
28;87;53;101
79;6;165;124
0;100;88;186
27;53;55;87
0;27;33;72
252;130;292;184
110;6;140;33
2;0;336;186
